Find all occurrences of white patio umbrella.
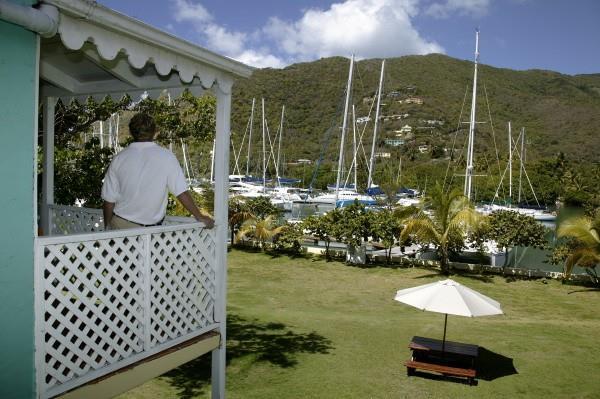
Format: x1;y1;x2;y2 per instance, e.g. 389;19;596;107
394;279;503;351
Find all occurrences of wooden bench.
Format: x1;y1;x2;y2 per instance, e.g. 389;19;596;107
405;360;476;385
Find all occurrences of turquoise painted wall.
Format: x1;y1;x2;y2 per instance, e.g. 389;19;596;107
0;2;38;397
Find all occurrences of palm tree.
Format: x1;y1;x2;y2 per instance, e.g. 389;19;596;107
236;215;284;249
228;196;254;244
400;186;480;275
557;213;600;279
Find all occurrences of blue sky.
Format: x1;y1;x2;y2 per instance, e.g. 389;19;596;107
98;0;600;75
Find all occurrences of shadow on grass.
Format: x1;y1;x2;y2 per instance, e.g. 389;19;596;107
164;314;334;398
265;250;313;261
568;288;600;294
477;347;518;381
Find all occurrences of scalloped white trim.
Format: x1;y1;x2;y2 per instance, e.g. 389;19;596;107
58;13;234;94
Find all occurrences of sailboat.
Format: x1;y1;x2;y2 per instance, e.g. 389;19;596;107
310;55;376;207
478;123;556;221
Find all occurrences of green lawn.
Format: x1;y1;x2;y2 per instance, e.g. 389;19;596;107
120;249;600;398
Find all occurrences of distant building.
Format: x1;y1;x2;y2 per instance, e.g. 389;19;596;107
387;91;402;98
422;119;444;125
356;116;371;124
399;97;423;105
418;144;429;153
399;124;413;134
362;96;373;104
296;159;313;165
385;138;405;146
375;152;391;158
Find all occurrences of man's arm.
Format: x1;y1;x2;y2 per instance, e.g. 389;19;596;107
177;191;215;228
103;201;115;230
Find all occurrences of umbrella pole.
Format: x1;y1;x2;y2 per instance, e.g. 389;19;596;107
442;314;447;354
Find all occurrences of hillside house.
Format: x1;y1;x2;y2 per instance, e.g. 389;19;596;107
418;144;430;153
422;119;444;125
375;152;391;158
399;97;424;105
0;1;252;398
399;124;413;134
384;138;405;146
356;116;371;124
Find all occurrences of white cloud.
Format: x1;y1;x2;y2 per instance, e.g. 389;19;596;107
171;0;212;23
203;25;247;55
235;49;287;69
424;0;491;19
264;0;443;62
169;0;452;68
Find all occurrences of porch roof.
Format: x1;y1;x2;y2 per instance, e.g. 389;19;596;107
40;0;253;101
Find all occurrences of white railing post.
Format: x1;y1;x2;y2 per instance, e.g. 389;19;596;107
212;80;232;399
41;96;56;235
143;232;152;350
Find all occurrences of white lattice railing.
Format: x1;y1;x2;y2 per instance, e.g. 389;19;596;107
35;206;217;398
47;204;193;235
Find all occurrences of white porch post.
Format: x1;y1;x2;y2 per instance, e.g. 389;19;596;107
211;80;232;399
41;96;56;235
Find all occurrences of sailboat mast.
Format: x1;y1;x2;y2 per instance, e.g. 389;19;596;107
181;139;191;181
262;98;266;191
352;104;358;191
464;29;480;201
508;121;512;203
335;54;354;203
246;98;255;176
276;105;285;186
518;127;525;203
368;59;385;189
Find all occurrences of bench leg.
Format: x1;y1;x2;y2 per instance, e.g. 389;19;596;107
406;367;415;376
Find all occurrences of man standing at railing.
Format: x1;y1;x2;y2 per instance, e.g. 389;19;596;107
101;113;214;230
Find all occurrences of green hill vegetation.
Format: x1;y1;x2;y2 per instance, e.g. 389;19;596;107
230;54;600;206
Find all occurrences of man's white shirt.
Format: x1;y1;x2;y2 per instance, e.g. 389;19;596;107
101;142;188;225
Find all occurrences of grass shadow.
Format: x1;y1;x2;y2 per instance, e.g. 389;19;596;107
451;273;495;283
476;347;518;381
163;314;334;398
568;287;600;294
265;250;313;261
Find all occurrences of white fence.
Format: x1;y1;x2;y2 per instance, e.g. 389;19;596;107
35;206;217;398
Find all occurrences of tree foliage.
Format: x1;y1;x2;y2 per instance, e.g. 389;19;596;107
401;185;479;274
54;139;114;208
556;212;600;281
273;223;304;255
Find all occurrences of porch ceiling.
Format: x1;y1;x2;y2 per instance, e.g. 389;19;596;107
40;0;253;102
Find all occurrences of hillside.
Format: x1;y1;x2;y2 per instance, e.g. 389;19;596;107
231;54;600;162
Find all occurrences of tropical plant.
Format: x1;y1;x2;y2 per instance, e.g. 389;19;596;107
485;210;548;268
556;212;600;281
370;208;403;264
335;202;372;248
272;223;304;255
228;196;254;244
54;138;114;207
302;213;336;260
400;185;479;274
236;215;284;249
244;196;282;219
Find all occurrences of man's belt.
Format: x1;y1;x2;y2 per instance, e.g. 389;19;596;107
114;213;165;227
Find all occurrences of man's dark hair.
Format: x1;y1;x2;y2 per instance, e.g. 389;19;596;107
129;113;156;141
